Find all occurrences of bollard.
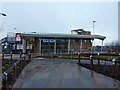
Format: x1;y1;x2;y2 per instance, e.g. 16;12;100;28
10;52;12;60
90;55;93;70
2;52;4;60
78;53;80;64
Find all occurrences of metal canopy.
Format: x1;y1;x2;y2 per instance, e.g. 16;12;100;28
20;33;106;40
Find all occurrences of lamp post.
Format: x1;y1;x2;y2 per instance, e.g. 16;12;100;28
0;12;6;33
93;20;96;52
93;20;96;35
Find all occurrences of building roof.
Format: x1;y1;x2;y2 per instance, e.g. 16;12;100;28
71;29;85;32
19;32;106;40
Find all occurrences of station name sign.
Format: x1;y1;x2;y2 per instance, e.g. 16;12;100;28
43;39;56;42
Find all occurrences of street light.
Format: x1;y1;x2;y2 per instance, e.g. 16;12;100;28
93;20;96;35
0;12;6;33
0;12;6;16
93;20;96;52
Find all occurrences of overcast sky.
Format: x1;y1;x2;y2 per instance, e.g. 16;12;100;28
0;2;118;46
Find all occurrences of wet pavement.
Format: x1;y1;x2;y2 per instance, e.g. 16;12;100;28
14;58;120;88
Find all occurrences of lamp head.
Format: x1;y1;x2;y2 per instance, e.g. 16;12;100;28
0;13;6;16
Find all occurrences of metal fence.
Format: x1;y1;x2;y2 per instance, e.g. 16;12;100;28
1;53;31;89
77;53;120;78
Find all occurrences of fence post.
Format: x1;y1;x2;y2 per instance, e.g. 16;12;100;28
20;59;23;72
29;53;31;61
2;52;4;60
112;59;116;77
3;72;8;89
20;52;23;71
20;52;22;58
10;52;12;60
90;55;93;70
13;63;17;82
23;54;26;61
97;53;100;65
78;53;80;64
119;53;120;60
71;50;72;59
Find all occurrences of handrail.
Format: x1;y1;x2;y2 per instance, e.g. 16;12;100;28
58;53;120;56
1;53;31;89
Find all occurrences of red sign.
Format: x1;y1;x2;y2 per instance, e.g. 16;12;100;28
16;34;21;37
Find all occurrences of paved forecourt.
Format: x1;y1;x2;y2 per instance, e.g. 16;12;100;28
13;58;120;88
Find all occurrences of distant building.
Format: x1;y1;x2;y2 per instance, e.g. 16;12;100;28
0;37;16;53
0;29;106;54
71;28;91;35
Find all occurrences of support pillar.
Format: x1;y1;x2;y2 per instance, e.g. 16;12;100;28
80;39;82;53
93;39;96;52
68;39;71;54
39;39;42;55
91;39;93;53
34;38;39;54
54;39;56;54
22;38;27;53
101;40;104;52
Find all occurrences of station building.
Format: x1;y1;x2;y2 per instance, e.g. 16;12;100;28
0;29;106;54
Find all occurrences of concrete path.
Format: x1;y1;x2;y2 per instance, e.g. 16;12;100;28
14;58;120;88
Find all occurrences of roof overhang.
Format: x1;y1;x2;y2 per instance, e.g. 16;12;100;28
18;33;106;40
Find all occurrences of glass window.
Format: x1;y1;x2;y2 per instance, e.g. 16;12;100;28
59;39;65;42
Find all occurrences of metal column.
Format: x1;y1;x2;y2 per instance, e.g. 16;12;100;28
80;39;82;53
54;39;56;54
68;39;71;54
93;40;96;52
39;39;42;55
22;38;27;53
91;40;93;53
101;40;104;52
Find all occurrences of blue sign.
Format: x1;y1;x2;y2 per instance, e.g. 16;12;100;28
43;39;56;42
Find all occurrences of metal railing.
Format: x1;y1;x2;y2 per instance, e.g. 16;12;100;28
77;53;120;78
1;52;31;89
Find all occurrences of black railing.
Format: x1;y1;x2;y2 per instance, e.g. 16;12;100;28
1;52;31;89
77;53;120;79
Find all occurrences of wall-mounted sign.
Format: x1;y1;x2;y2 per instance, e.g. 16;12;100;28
43;39;56;42
16;34;21;41
16;34;21;37
16;37;21;41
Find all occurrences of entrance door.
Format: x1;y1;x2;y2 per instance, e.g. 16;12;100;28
42;42;54;54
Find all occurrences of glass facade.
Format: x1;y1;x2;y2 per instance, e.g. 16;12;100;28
30;38;92;54
0;37;92;54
